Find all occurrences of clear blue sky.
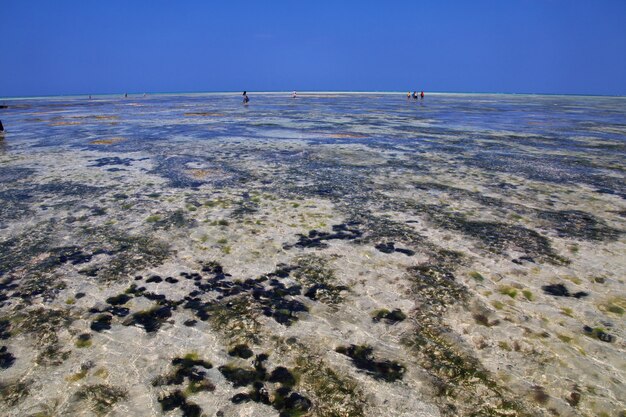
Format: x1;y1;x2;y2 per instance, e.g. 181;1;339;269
1;0;625;97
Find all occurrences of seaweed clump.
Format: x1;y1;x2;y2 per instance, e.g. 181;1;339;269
292;255;349;306
537;209;621;241
153;353;215;395
123;305;172;333
541;284;589;298
0;346;16;369
335;344;405;382
219;353;312;417
290;343;366;417
11;308;73;366
73;384;128;415
158;390;201;417
583;326;615;343
372;308;407;324
402;265;531;416
284;222;363;249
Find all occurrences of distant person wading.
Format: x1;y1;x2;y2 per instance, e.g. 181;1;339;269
242;91;250;104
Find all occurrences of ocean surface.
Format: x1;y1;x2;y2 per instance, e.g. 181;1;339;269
0;93;625;417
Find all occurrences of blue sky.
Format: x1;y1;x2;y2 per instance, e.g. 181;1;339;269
1;0;625;96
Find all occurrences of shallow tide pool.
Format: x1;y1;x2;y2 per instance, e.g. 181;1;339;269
0;93;625;417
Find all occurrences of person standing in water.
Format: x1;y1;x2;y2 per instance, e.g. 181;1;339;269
412;91;418;100
420;91;424;99
242;91;250;104
292;91;297;98
0;120;4;133
407;91;411;100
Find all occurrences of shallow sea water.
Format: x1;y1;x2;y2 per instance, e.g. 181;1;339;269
0;93;625;417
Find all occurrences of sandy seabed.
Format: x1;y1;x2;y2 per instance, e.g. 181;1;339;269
0;93;625;417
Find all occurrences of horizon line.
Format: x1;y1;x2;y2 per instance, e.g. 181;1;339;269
2;89;626;101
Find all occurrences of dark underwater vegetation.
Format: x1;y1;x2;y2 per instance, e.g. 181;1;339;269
0;93;624;416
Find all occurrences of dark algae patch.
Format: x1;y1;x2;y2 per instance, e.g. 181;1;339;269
336;344;405;382
372;308;407;324
218;351;312;416
228;343;254;359
541;283;589;298
123;305;172;332
158;390;202;417
0;346;16;369
73;384;128;415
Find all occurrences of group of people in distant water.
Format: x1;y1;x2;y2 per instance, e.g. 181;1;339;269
2;90;429;136
408;91;425;100
242;90;425;104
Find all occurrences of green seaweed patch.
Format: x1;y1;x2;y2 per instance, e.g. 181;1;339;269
10;308;74;366
75;333;92;348
153;354;214;397
582;326;615;343
80;227;171;283
293;255;349;306
66;369;88;382
150;209;196;229
73;384;128;415
335;344;405;382
204;198;231;208
400;263;532;416
207;295;262;343
407;264;469;308
498;286;518;299
146;214;161;222
0;380;31;407
291;348;366;417
598;296;625;316
469;271;485;282
522;290;534;301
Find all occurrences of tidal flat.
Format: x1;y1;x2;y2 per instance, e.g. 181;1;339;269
0;92;624;417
